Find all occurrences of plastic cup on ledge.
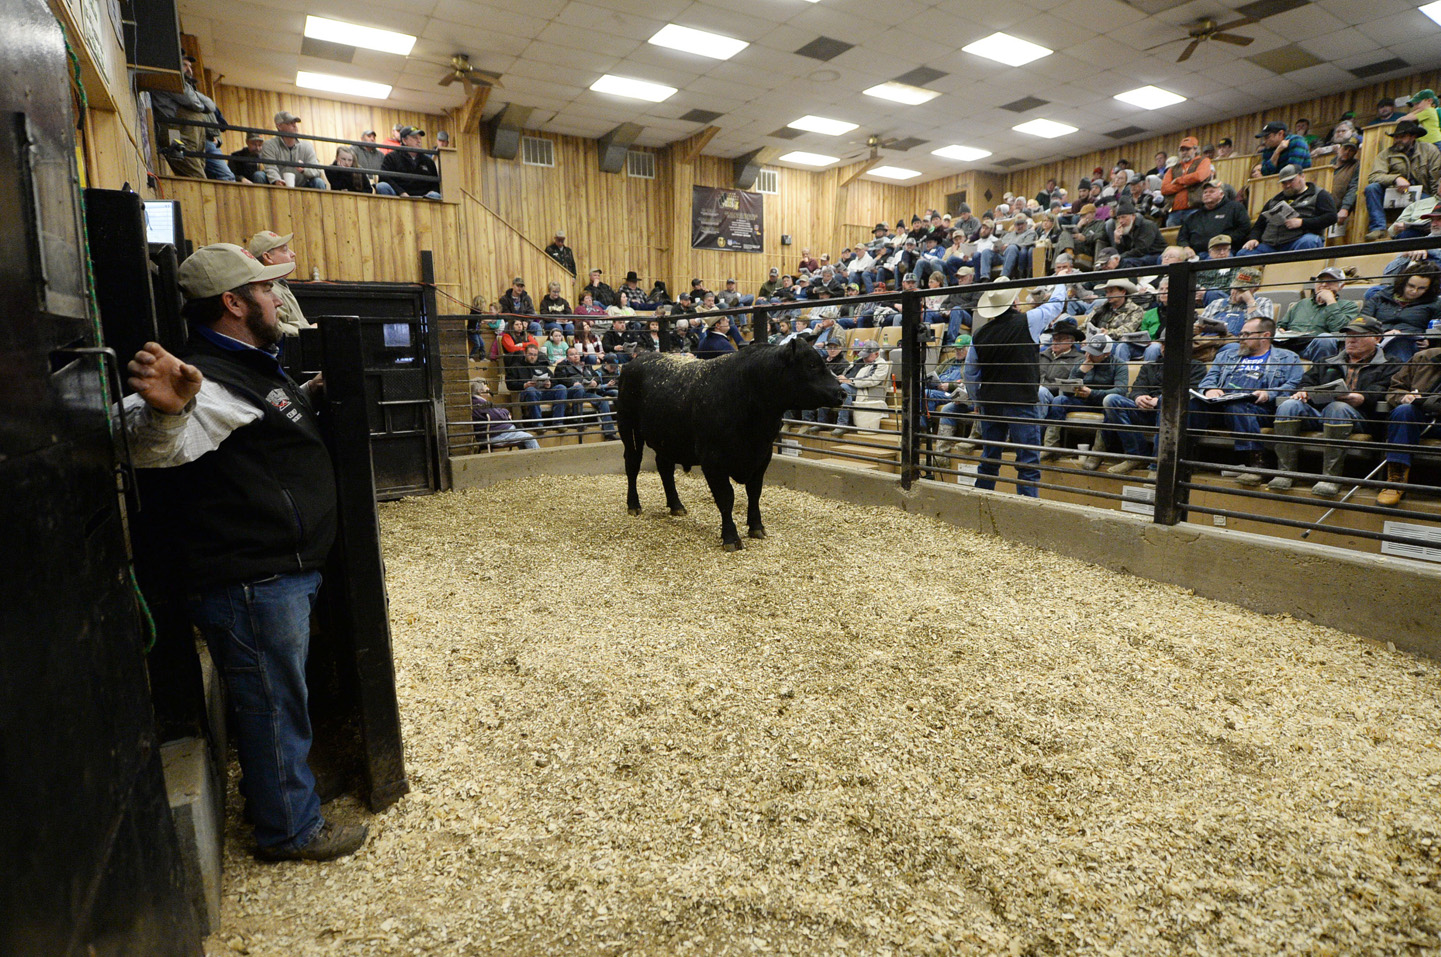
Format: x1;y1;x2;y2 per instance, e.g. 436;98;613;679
282;171;297;187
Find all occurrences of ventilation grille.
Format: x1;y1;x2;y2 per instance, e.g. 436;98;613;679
1349;57;1408;79
993;157;1027;168
626;149;655;179
1000;96;1049;113
756;168;779;194
1106;125;1149;139
521;136;554;167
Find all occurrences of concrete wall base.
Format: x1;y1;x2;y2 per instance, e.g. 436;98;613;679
161;737;222;934
446;449;1441;658
767;457;1441;659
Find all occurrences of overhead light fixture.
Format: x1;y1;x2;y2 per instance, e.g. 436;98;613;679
787;114;859;136
1114;85;1186;110
961;32;1052;66
778;150;839;167
303;16;416;56
931;144;992;162
296;71;392;99
863;81;941;105
589;74;678;102
648;24;749;60
867;166;921;180
1421;0;1441;26
1013;118;1076;138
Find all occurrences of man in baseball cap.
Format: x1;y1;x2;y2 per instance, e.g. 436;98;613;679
122;244;367;863
1254;120;1312;178
244;230;311;335
1238;164;1334;256
1161;135;1212;227
262;112;329;189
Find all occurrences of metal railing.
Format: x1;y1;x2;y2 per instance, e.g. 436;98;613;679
441;237;1441;557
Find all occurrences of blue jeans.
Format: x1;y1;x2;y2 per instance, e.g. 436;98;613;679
1101;393;1158;457
1236;234;1324;255
835;383;859;426
1386;402;1441;464
1119;253;1161;268
1165;209;1195;227
1384;334;1423;363
946;307;971;341
975;248;996;277
1189;399;1273;451
1001;244;1031;278
542;321;576;336
564;385;616;433
1362;182;1417;232
187;570;325;852
374;182;441;199
1275;398;1366;433
204;140;236;181
975;402;1041;496
519;385;567;424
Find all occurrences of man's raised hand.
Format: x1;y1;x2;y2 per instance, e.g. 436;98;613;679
128;342;202;414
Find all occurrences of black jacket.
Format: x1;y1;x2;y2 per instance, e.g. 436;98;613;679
499;289;535;315
378;147;439;196
545;243;576;274
1128;357;1207;400
584;281;617;308
1299;349;1399;418
136;334;337;590
538;294;573;316
1249;184;1337;247
1108;216;1165;259
552;358;598;390
1177;200;1251;253
505;356;553;392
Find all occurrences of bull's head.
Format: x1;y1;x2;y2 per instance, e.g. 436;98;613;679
780;338;846;410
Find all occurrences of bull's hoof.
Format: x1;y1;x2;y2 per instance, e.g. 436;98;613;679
747;527;767;540
627;506;642;516
669;506;688;517
722;540;743;552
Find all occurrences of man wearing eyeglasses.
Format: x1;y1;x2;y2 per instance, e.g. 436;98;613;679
1193;316;1303;486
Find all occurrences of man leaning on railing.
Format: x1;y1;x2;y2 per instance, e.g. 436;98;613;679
378;127;440;199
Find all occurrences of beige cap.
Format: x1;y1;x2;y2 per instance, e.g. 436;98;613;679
246;230;294;257
178;243;294;300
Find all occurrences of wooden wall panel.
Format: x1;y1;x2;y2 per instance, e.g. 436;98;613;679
1003;68;1441;201
210;85;446;162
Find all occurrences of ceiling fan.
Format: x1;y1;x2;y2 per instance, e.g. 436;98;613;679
437;54;504;94
841;133;901;162
1143;15;1256;62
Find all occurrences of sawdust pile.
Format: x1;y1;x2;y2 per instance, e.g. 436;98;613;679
209;473;1441;956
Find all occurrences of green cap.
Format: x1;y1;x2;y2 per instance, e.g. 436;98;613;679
1412;89;1438;105
952;334;972;348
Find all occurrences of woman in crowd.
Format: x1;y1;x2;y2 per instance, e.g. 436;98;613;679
606;290;637;320
768;319;793;344
573;319;605;364
1366;263;1441;362
326;146;373;193
499;316;539;369
575;291;607;317
538;281;575;336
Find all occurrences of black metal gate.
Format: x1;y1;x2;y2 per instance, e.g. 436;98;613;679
292;264;448;498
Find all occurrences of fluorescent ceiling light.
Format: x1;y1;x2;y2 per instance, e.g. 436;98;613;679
1013;118;1076;138
931;144;992;162
303;16;415;56
589;74;677;102
867;166;921;180
863;81;941;106
787;114;859;136
296;71;391;99
1114;85;1186;110
1421;0;1441;26
779;150;838;167
648;24;749;60
961;32;1052;66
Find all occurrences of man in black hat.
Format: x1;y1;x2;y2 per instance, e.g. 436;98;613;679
1361;119;1440;241
545;230;576;274
377;126;440;198
1253;120;1312;178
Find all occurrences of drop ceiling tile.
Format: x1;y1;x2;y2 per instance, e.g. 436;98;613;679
1047;0;1146;29
1356;11;1426;46
554;0;671;35
1300;27;1384;61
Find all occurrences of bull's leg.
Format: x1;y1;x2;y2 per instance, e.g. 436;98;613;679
656;455;687;516
623;437;644;515
744;471;767;540
702;464;741;551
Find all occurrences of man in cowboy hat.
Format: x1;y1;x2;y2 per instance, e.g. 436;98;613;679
1086;277;1147;360
1362;119;1440;241
966;285;1043;495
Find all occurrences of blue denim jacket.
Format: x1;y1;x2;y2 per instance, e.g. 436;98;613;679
1198;343;1303;401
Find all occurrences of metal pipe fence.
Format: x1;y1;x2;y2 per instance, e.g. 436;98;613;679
440;236;1441;559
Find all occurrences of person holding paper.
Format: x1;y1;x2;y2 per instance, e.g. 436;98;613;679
1268;318;1398;497
1362;120;1440;242
1193;316;1303;486
1238;165;1335;255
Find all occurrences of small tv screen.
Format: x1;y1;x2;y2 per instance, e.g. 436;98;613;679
143;200;183;247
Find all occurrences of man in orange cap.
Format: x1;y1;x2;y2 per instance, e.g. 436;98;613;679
1161;135;1213;227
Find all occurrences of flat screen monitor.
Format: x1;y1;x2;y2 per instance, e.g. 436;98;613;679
143;199;184;248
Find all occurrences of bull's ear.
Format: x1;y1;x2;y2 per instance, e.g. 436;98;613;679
781;338;801;364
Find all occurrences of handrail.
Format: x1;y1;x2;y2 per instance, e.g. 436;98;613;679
160;116;436;156
458;187;564;267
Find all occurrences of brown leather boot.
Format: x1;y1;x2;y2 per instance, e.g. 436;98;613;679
1376;462;1409;507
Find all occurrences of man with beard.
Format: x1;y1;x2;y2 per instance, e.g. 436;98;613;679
121;244;367;863
1238;164;1336;254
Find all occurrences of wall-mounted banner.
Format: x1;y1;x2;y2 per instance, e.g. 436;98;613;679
691;185;763;253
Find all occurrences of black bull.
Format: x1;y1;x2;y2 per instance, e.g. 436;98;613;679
616;340;847;550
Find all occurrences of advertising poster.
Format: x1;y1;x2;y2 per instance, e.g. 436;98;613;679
691;185;764;253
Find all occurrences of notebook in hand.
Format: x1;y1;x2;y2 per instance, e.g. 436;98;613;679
1118;331;1152;344
1304;378;1350;404
1058;377;1085;396
1190;388;1256;405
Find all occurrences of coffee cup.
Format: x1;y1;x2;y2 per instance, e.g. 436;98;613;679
282;171;297;187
